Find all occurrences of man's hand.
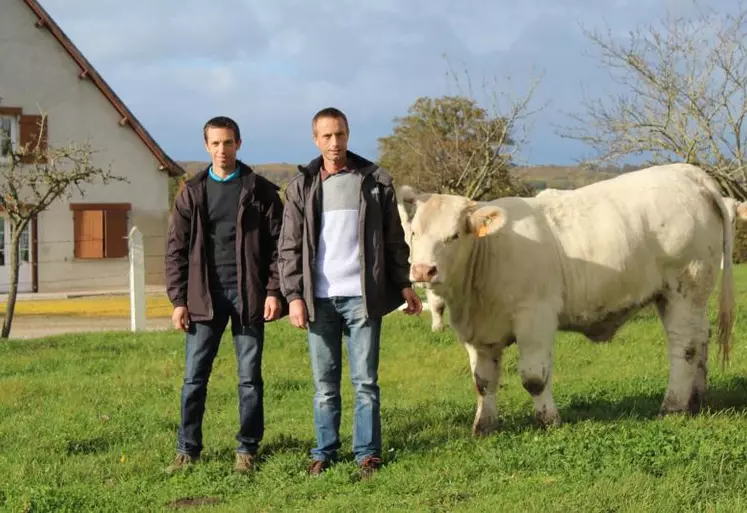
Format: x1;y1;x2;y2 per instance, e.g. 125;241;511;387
172;306;190;331
401;287;422;315
289;299;308;329
264;296;282;321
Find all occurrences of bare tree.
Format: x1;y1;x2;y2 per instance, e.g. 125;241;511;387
559;2;747;199
378;62;544;200
0;112;126;338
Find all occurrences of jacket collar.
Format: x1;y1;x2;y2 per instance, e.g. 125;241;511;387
298;150;377;179
186;160;257;205
188;160;254;186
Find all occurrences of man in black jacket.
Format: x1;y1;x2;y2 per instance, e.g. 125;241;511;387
165;116;284;474
278;107;421;479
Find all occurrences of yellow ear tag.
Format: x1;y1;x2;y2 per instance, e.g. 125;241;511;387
477;224;489;238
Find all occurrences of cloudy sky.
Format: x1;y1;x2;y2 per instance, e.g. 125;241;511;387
38;0;712;166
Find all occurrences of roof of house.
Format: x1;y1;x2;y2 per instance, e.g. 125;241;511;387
21;0;184;177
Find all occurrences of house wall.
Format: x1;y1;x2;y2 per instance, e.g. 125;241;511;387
1;1;171;291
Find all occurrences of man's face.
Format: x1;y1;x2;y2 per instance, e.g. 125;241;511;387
204;127;241;168
313;116;348;163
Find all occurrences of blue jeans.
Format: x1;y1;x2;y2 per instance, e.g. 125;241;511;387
176;288;264;456
307;296;382;464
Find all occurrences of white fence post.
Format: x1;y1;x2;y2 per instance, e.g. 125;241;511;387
129;226;146;332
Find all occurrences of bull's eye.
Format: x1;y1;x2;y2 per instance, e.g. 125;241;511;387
445;233;459;242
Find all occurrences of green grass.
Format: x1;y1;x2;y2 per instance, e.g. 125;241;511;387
4;269;747;512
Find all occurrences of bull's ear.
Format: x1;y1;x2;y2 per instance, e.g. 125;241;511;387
397;185;430;222
468;205;507;238
398;185;418;201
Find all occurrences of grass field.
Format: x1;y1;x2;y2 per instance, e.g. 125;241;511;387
3;269;747;511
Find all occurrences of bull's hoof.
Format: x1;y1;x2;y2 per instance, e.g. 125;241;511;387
687;389;706;415
535;409;561;429
472;416;497;437
659;396;690;417
431;323;445;333
659;406;689;414
657;406;689;420
656;410;687;421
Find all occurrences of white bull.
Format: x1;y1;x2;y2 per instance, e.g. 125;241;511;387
539;187;747;226
397;185;447;332
535;187;571;198
539;189;747;269
407;163;735;435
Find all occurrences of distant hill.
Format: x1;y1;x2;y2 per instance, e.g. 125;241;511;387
170;161;643;204
178;161;298;185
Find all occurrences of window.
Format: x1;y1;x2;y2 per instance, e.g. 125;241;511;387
0;106;47;163
0;217;30;265
0;116;17;158
71;204;130;259
19;226;29;263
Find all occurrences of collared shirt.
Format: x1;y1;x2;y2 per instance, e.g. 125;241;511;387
209;164;240;182
320;162;351;182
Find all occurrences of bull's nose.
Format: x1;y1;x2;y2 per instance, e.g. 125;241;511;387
411;263;438;283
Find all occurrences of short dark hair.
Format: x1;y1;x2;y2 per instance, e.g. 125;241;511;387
203;116;241;142
312;107;349;135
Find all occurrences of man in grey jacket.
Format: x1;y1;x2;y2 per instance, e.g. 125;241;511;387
278;107;421;479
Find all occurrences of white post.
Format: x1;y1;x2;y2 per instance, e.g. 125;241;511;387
129;226;146;332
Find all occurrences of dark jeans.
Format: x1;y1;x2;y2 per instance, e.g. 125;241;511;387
176;288;264;456
307;296;382;464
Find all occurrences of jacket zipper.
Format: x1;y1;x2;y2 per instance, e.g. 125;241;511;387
307;175;318;303
236;193;246;326
358;175;368;318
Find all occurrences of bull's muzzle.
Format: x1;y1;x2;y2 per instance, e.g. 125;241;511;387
411;263;438;283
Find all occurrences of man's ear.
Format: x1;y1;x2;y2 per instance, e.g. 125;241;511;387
467;205;507;238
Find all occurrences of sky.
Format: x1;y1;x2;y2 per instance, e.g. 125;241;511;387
38;0;714;166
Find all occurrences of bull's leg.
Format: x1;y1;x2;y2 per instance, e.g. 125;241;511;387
426;289;446;332
515;310;560;427
655;295;710;415
690;328;708;415
464;342;502;436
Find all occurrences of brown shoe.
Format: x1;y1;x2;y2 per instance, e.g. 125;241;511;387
234;453;255;473
165;452;199;474
358;456;382;480
308;460;330;476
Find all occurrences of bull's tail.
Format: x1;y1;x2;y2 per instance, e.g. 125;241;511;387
704;177;735;367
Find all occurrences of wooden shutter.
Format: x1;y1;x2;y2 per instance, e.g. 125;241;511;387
19;114;47;163
73;210;104;258
104;209;128;258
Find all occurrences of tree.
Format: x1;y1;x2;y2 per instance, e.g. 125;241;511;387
378;66;541;200
0;111;126;338
559;3;747;199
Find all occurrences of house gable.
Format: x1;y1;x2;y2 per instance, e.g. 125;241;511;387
2;0;184;178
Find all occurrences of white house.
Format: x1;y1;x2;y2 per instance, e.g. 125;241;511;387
0;0;184;293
